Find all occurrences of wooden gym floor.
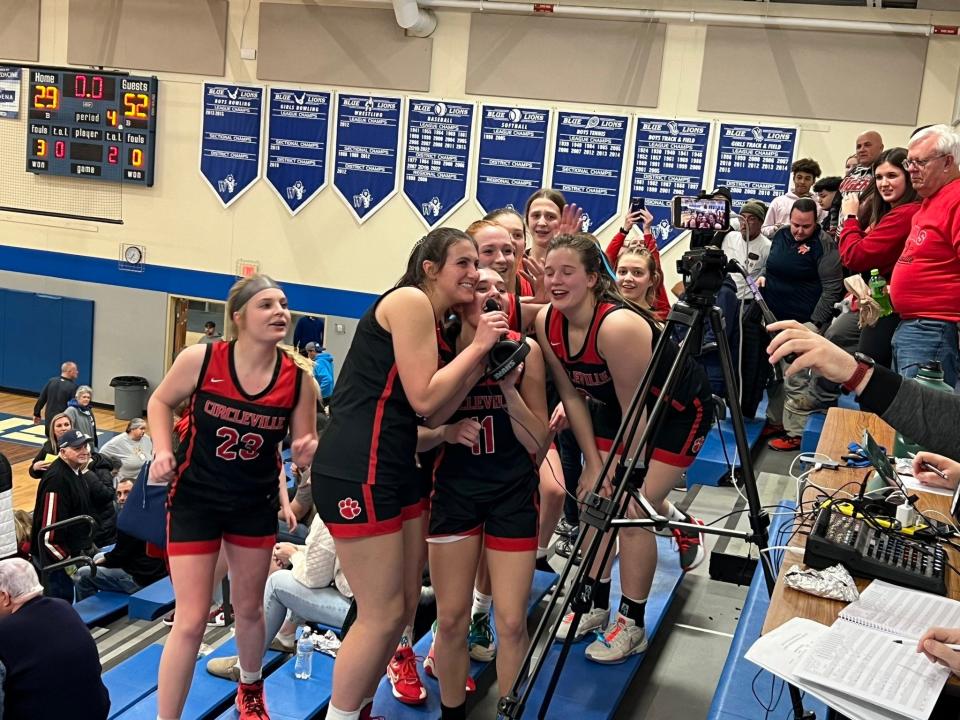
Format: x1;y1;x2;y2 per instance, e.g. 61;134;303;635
1;390;127;512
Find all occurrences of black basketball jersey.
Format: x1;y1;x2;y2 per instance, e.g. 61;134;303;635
433;328;535;491
171;341;301;507
312;289;418;485
545;301;701;441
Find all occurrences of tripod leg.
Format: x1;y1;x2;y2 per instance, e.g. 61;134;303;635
709;308;813;720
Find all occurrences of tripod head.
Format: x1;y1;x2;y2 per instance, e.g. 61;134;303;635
676;245;734;308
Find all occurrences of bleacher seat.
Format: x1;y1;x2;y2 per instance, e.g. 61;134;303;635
127;576;176;621
74;591;130;627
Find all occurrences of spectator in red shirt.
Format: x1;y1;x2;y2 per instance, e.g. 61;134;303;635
604;207;670;320
839;147;920;368
889;125;960;386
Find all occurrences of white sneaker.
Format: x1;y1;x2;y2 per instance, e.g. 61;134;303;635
554;606;609;642
585;614;648;664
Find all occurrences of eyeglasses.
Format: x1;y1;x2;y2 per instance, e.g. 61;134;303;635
902;154;947;170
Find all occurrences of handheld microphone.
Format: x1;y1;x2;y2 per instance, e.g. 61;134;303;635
483;297;530;381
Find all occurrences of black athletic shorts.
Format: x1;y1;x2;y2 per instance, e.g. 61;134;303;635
315;474;427;539
428;473;539;552
592;391;714;468
166;496;279;556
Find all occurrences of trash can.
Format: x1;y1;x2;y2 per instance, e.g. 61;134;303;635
110;376;149;420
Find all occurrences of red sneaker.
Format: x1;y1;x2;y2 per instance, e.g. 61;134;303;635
235;680;269;719
423;641;476;693
760;421;785;440
768;435;802;452
386;646;427;705
672;516;706;572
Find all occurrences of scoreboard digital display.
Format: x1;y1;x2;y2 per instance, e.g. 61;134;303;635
25;67;159;186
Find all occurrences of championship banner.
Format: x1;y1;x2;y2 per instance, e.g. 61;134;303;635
199;83;264;208
713;123;798;210
630;118;712;250
0;67;21;120
403;99;474;229
266;88;331;216
333;94;402;224
475;104;550;215
550;111;629;234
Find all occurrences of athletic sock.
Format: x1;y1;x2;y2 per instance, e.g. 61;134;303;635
593;577;612;610
441;701;467;720
326;704;361;720
239;667;262;684
536;546;553;572
619;595;647;627
665;502;689;522
471;589;493;618
536;545;548;559
398;624;414;649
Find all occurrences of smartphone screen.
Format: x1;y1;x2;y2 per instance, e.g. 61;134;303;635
671;196;730;231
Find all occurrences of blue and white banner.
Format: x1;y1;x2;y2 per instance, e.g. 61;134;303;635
475;104;550;215
713;123;798;210
403;99;474;229
630;118;712;249
199;83;264;208
550;111;629;234
333;94;403;224
0;66;20;120
266;88;331;216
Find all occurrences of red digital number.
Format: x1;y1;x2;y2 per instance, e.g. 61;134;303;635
92;75;103;100
74;74;86;98
54;141;65;159
107;146;119;164
470;415;496;456
215;427;264;461
73;75;102;99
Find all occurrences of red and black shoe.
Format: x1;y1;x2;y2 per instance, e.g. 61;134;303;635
672;516;706;572
759;421;785;440
236;680;269;720
768;435;802;452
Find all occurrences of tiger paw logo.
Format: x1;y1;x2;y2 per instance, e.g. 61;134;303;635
691;436;705;454
338;498;361;520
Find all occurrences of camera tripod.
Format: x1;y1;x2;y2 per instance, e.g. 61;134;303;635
498;248;814;720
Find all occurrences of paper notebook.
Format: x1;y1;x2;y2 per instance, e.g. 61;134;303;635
749;616;951;720
838;579;960;641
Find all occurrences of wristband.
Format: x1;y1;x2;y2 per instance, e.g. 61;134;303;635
619;227;629;235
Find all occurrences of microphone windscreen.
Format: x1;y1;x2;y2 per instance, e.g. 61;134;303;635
483;298;501;313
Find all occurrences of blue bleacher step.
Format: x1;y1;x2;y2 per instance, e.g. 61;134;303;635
519;536;684;719
111;636;285;719
707;502;829;720
128;576;175;621
801;413;826;454
369;569;558;719
686;415;766;488
104;644;164;718
74;590;130;627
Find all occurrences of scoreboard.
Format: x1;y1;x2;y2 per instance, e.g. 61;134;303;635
25;67;159;186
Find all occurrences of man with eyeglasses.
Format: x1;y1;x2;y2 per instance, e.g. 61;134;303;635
888;124;960;386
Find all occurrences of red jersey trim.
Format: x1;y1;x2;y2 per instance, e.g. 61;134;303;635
485;534;538;552
328;516;403;538
366;364;400;486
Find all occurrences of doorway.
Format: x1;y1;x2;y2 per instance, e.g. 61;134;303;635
165;295;227;369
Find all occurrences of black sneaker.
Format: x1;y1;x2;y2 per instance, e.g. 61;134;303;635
555;519;578;538
555;537;582;565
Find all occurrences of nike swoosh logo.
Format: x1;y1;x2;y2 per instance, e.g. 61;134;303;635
210;378;224;383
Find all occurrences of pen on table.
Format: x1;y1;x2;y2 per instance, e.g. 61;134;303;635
893;638;960;651
907;452;951;482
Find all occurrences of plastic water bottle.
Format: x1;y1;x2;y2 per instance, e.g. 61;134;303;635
868;269;893;317
893;361;953;458
294;628;313;680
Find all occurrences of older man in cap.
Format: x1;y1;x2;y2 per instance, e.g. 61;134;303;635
0;558;109;719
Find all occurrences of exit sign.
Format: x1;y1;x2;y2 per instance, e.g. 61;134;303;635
236;259;260;278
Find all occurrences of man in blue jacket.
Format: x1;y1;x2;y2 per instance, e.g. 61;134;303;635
305;342;335;407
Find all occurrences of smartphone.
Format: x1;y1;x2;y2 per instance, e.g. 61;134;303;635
672;195;730;231
629;197;645;214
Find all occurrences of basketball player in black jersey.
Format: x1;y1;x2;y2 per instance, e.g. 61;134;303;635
311;229;509;720
537;233;714;664
148;275;318;720
421;268;548;720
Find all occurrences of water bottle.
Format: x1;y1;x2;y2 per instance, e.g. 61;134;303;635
893;361;953;457
294;628;313;680
868;269;893;317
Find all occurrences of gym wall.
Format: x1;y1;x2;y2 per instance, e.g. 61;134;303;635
1;0;959;400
